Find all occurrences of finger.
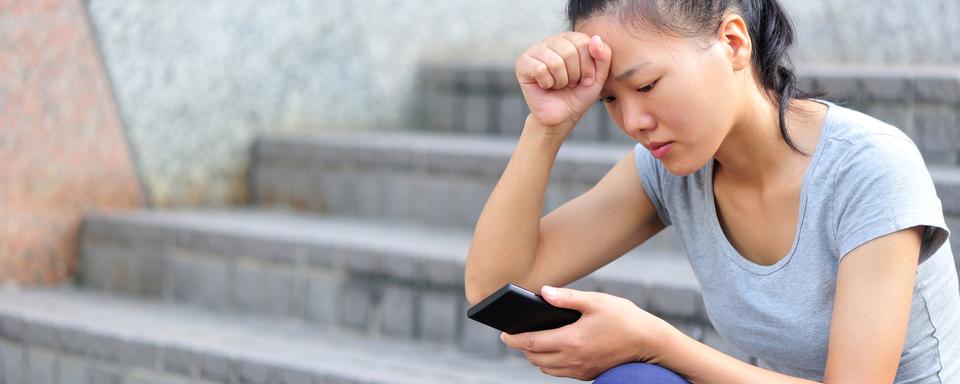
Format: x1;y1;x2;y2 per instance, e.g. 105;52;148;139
545;36;581;87
588;35;613;86
561;32;595;87
529;44;568;89
541;285;598;312
517;54;555;89
501;330;563;353
523;350;566;369
540;366;581;380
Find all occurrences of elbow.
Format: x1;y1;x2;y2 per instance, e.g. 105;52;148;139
464;286;482;308
463;271;486;307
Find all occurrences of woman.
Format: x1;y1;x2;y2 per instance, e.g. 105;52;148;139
463;0;960;382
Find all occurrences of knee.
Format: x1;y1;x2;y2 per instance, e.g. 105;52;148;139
593;362;689;384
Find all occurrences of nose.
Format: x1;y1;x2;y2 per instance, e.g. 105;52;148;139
620;103;657;139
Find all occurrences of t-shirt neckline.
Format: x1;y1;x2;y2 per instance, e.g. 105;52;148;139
704;99;835;275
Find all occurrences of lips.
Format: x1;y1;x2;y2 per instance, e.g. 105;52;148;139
646;141;673;159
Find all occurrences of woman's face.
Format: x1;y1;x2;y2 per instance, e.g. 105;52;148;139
576;15;745;176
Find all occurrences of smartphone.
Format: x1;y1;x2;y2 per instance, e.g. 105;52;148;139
466;283;582;334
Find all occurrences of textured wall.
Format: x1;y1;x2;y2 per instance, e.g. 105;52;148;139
0;0;144;285
85;0;568;206
785;0;960;66
85;0;958;206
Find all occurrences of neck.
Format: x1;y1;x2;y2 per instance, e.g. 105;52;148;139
713;88;813;190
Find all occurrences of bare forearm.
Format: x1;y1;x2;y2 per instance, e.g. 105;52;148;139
464;115;569;304
651;327;820;384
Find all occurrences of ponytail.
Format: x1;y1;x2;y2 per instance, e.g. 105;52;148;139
738;0;813;154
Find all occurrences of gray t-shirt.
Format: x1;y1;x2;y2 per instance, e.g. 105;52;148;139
634;100;960;382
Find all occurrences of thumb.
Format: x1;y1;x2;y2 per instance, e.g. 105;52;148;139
541;285;593;312
588;35;612;87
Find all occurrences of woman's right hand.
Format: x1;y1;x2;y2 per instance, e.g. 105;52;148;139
516;32;612;136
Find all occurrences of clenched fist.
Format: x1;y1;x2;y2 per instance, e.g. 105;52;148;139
516;32;612;136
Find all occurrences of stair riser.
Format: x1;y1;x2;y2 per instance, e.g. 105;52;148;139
253;138;611;229
420;65;960;165
0;314;392;384
78;216;710;358
252;137;960;259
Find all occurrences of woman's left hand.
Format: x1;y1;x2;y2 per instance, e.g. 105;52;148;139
500;285;675;380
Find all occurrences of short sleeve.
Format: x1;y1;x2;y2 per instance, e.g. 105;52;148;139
634;143;672;226
833;134;950;265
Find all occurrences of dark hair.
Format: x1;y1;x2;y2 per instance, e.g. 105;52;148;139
567;0;817;154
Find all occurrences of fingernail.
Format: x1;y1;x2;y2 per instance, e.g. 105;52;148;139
582;77;594;86
500;332;506;342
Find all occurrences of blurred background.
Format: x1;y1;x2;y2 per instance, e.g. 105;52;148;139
1;0;958;383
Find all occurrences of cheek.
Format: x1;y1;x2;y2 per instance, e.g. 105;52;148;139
665;65;737;141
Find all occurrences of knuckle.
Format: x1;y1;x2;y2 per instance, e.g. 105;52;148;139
542;55;559;68
546;58;565;72
534;62;550;76
524;336;536;351
562;48;579;65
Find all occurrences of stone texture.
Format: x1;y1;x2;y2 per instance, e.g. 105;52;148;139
200;354;234;383
162;345;198;376
339;280;379;332
58;355;89;384
782;0;960;66
87;364;121;384
419;290;461;344
84;0;567;207
0;341;25;384
915;75;960;103
233;261;267;313
305;271;342;325
27;348;57;384
0;0;143;285
379;285;418;339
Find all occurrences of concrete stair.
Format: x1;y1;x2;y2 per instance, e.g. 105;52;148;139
251;132;683;254
418;64;960;165
0;209;749;383
251;132;960;259
75;209;717;357
0;287;576;384
1;64;957;383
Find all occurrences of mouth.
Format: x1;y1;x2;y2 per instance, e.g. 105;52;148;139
645;141;674;159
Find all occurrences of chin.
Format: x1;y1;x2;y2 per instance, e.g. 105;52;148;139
661;158;707;177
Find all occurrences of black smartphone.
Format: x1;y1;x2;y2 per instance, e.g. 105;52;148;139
466;283;582;334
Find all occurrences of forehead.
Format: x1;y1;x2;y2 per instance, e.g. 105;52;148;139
575;15;698;68
574;15;690;50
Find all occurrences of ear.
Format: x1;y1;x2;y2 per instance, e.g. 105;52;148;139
715;14;752;71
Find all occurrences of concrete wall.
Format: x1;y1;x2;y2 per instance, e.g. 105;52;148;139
0;0;144;285
84;0;959;207
85;0;567;206
785;0;960;66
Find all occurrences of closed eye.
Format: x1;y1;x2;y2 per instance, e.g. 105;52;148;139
637;80;657;93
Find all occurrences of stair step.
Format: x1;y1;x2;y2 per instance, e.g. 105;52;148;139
252;131;681;250
0;287;576;383
419;64;960;165
78;209;719;358
931;166;960;215
251;131;619;220
253;131;960;258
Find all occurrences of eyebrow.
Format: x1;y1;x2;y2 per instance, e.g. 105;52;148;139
614;62;652;82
